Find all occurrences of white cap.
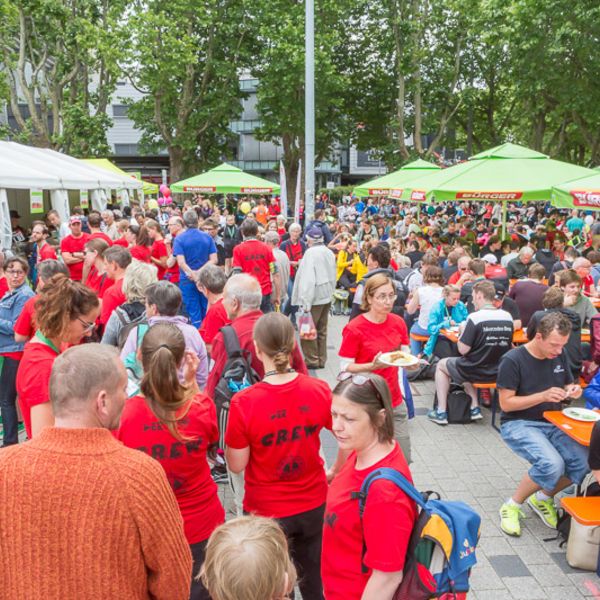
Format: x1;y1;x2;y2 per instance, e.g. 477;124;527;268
482;253;498;265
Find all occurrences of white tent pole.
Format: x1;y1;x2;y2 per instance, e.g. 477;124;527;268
51;189;70;222
0;189;12;252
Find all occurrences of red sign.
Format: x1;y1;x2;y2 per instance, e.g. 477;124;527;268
368;188;391;196
241;187;272;194
455;191;523;200
183;186;216;193
570;190;600;208
410;190;427;202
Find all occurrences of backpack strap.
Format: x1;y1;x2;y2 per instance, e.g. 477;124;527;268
221;325;243;359
115;307;128;326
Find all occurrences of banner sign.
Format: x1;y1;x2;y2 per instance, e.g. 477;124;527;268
570;190;600;208
30;189;44;213
410;190;427;202
368;188;391;196
455;191;523;200
389;189;404;198
183;186;216;193
241;187;272;194
80;190;89;209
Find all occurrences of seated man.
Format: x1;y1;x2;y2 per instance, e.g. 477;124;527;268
497;312;589;537
428;280;514;425
506;246;535;280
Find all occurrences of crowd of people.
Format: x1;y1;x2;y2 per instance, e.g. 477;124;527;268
0;193;599;599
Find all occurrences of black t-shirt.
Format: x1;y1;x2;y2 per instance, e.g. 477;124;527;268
590;422;600;471
527;308;582;379
454;308;514;382
406;250;425;267
497;345;573;423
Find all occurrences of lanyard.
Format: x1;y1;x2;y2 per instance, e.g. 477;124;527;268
35;330;60;354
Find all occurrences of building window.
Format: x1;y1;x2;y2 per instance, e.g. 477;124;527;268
113;143;139;156
239;78;259;91
229;119;262;133
112;104;129;117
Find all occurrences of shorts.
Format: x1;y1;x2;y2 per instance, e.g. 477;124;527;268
445;357;469;385
501;419;590;491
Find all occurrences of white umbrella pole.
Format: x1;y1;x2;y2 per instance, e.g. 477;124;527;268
0;189;12;252
502;201;507;239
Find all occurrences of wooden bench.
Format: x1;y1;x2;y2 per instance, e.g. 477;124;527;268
409;333;429;343
473;382;500;432
579;376;588;390
561;497;600;527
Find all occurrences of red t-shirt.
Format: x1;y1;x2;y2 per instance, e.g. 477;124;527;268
100;278;125;324
60;233;90;280
339;314;409;407
37;243;57;262
448;270;462;285
113;237;129;248
232;239;275;295
16;340;60;439
582;274;595;296
151;239;168;280
485;264;507;280
85;267;112;298
206;310;308;397
89;231;113;246
0;277;8;300
199;298;230;345
130;244;152;263
225;374;332;517
13;295;37;340
321;444;417;600
116;393;224;544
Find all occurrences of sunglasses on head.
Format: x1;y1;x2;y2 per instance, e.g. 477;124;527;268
337;372;384;406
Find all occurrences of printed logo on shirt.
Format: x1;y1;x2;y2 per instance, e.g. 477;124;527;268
277;455;306;480
553;364;565;374
136;438;203;461
261;424;319;446
270;409;287;420
324;512;338;529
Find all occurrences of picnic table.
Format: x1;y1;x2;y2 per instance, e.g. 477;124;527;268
543;409;599;446
441;328;590;345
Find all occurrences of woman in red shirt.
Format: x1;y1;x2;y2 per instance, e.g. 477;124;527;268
127;223;152;263
83;238;112;297
116;322;224;600
322;372;417;600
147;219;168;279
339;273;412;462
16;274;100;439
225;312;333;600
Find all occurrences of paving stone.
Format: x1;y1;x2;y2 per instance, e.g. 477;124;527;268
469;566;507;591
489;554;531;578
479;536;517;557
567;573;600;597
528;562;572;587
550;551;588;574
473;591;514;600
511;544;555;565
542;586;585;599
503;576;547;599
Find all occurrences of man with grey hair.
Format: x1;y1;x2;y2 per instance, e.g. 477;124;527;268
264;230;290;310
0;343;192;598
280;222;306;324
292;226;337;369
173;209;217;327
506;246;535;280
572;256;597;296
206;274;307;398
101;209;118;240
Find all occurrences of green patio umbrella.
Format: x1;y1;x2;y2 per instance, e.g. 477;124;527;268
400;143;597;235
171;162;280;195
552;171;600;211
352;158;441;198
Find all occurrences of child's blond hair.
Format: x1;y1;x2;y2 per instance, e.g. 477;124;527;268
199;516;297;600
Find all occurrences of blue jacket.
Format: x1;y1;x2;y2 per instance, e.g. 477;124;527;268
0;283;35;354
424;298;469;356
583;371;600;410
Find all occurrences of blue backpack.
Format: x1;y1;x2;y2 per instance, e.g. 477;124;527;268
355;467;481;599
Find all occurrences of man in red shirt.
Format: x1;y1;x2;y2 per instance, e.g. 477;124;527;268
60;216;90;281
232;219;280;313
31;222;58;264
196;263;230;356
573;257;597;297
87;212;113;246
99;246;132;325
206;274;307;398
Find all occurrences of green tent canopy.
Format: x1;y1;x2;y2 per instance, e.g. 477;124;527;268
552;172;600;211
352;159;441;199
171;163;280;195
82;158;158;194
400;143;596;203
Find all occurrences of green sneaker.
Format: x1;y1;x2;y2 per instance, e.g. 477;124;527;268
499;502;525;537
527;494;557;529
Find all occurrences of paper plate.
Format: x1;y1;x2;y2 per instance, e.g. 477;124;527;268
379;351;420;368
562;407;600;422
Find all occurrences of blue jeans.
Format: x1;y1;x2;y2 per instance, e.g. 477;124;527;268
284;277;298;324
179;280;207;328
409;322;429;355
501;419;590;492
0;357;20;446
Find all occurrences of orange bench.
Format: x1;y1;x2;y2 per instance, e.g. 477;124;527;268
561;497;600;526
473;382;500;432
410;333;429;343
579;377;588;390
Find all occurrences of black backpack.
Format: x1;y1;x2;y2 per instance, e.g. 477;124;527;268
213;326;260;449
434;382;472;424
116;307;148;350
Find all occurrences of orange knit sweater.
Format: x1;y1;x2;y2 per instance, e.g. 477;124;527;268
0;427;192;599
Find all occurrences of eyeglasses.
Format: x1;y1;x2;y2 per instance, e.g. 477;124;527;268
373;293;397;303
6;269;25;276
337;372;384;406
77;317;96;332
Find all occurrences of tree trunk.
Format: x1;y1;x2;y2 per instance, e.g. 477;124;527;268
168;146;185;183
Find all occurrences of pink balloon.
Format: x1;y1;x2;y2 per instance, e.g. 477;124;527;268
159;184;168;195
163;186;172;197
